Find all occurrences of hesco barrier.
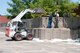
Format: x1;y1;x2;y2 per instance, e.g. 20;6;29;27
31;28;71;40
22;17;80;29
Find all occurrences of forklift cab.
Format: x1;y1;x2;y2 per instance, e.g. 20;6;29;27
6;21;25;37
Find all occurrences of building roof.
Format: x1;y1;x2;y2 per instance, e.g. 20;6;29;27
33;8;46;14
0;16;10;23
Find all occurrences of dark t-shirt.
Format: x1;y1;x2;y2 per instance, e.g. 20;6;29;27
49;14;53;21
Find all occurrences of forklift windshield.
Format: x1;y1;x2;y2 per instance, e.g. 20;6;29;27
12;22;17;26
18;22;23;28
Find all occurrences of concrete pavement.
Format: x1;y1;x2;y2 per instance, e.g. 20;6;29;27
0;32;80;53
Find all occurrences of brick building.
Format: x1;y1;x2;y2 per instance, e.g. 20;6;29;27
0;16;10;27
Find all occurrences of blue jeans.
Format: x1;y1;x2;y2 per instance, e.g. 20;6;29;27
47;20;52;28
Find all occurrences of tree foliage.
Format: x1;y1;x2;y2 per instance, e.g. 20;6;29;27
74;4;80;16
7;0;78;19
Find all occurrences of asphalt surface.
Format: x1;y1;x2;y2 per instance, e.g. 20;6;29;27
0;32;80;53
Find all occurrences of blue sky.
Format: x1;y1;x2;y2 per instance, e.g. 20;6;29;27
0;0;80;15
0;0;11;15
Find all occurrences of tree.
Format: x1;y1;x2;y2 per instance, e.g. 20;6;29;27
7;0;32;19
59;0;78;17
30;0;78;16
74;4;80;16
7;0;78;19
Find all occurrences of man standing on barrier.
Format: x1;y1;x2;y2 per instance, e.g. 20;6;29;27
47;13;53;28
55;11;59;28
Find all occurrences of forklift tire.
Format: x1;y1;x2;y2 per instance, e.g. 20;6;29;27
11;37;15;40
26;34;33;40
14;33;22;41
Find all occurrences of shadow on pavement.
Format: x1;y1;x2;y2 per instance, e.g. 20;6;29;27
6;39;14;41
6;38;27;41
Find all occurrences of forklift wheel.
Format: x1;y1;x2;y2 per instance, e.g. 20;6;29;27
14;33;22;41
11;37;15;40
26;34;33;40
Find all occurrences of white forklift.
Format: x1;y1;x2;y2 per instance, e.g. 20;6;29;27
5;9;35;41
